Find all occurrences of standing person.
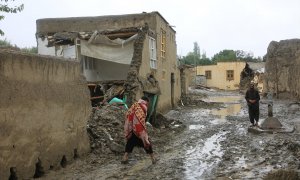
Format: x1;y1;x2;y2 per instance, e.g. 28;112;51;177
122;96;157;164
245;83;260;127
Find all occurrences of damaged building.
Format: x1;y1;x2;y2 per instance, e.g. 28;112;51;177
36;11;182;113
264;39;300;99
240;62;265;93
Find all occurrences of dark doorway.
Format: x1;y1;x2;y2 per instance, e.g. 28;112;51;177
171;73;175;108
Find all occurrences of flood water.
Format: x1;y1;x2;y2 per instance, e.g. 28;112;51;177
184;94;243;179
184;131;227;179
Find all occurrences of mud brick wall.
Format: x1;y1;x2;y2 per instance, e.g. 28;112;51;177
264;39;300;100
125;27;147;107
0;50;91;179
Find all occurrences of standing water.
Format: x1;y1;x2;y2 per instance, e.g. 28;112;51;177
184;93;243;179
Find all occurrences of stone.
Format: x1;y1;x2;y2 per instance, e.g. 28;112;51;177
260;117;283;129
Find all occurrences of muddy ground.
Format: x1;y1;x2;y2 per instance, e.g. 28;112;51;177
40;88;300;180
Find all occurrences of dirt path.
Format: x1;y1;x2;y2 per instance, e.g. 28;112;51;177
40;89;300;180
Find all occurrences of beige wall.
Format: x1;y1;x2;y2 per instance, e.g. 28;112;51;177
155;14;180;112
197;62;246;90
138;14;180;113
0;50;90;179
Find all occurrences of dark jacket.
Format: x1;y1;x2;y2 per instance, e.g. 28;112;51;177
245;88;260;107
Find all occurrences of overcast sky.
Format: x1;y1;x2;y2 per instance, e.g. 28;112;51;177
1;0;299;58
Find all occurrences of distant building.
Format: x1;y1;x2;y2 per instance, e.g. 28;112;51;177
196;61;246;90
36;11;182;112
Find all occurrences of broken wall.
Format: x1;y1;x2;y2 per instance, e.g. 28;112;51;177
36;12;158;35
264;39;300;99
0;50;91;179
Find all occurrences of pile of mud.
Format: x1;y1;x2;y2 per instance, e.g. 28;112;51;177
181;94;222;108
87;105;186;155
87;105;126;154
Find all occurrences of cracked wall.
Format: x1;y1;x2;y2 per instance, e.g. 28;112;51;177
264;39;300;99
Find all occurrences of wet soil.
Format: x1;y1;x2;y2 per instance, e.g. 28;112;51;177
39;88;300;180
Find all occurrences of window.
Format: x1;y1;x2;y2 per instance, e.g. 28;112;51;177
205;70;212;79
160;29;166;58
149;37;157;69
226;70;234;80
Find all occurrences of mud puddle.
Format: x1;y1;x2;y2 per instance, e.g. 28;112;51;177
184;131;227;179
180;93;243;179
206;95;243;119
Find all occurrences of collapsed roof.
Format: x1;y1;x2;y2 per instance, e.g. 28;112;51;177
37;27;141;47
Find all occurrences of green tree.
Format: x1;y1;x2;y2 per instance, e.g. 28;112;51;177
21;46;37;54
211;49;262;63
193;42;200;58
0;39;37;54
0;38;12;46
0;0;24;35
211;49;237;63
181;52;213;66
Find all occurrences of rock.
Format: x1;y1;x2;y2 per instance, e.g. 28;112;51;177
260;117;282;129
109;142;124;153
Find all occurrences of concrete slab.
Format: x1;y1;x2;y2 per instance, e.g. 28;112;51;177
248;124;295;134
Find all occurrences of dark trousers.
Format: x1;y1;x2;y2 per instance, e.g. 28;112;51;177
248;105;259;124
125;133;153;154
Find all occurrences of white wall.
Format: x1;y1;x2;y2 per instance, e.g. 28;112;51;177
37;38;76;59
56;45;76;59
37;38;55;56
83;56;130;82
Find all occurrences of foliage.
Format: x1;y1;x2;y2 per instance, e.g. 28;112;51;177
0;39;37;54
0;0;24;35
181;52;213;66
0;38;12;46
180;42;263;66
193;42;200;58
211;49;237;63
180;42;214;66
21;46;37;54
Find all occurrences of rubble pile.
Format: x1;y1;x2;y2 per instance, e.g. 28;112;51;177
181;94;221;108
87;105;126;154
153;112;184;129
87;104;186;155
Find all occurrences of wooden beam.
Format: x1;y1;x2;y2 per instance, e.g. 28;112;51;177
106;32;136;39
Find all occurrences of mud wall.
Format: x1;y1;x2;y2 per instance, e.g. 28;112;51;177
264;39;300;99
36;12;158;35
0;50;91;179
